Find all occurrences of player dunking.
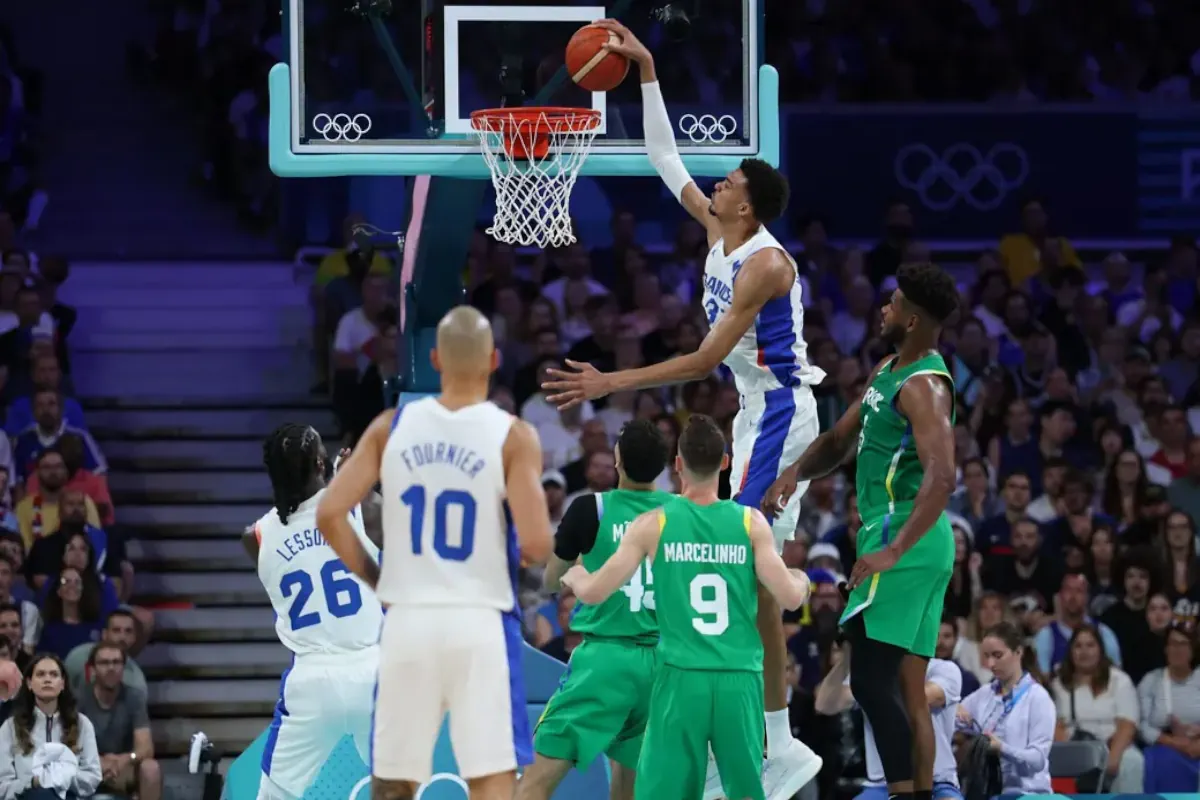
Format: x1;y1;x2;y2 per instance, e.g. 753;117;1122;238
317;305;554;800
246;424;384;800
764;262;960;800
517;419;672;800
544;19;824;800
561;415;811;800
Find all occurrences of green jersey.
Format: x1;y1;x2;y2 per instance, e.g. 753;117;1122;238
652;496;762;672
570;488;674;644
855;352;955;523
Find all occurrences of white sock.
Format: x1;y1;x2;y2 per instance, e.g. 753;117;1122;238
766;709;792;758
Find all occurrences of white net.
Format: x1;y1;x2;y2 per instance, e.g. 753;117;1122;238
471;108;602;249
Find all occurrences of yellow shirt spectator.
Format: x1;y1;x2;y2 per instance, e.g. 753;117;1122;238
999;199;1082;285
16;494;102;550
314;249;394;288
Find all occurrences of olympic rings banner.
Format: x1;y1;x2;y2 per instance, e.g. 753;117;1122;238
779;106;1200;239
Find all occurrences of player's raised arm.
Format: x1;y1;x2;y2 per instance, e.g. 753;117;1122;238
593;19;717;243
747;508;809;611
315;409;392;589
503;418;554;565
544;250;791;409
562;509;659;604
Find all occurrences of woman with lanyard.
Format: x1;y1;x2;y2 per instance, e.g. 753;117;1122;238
956;622;1055;794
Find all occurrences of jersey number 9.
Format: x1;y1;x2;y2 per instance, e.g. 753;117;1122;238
281;558;364;631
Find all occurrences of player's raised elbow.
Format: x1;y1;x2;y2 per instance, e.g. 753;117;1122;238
928;464;957;499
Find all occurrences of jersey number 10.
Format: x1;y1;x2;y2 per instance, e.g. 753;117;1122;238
401;485;478;561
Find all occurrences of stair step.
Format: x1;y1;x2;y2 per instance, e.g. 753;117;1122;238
153;716;269;757
128;538;248;570
141;641;289;678
102;439;268;470
82;306;308;335
64;287;313;310
111;472;270;503
149;679;279;716
85;396;332;411
125;524;249;540
121;504;261;530
89;408;339;438
153;607;276;643
137;570;263;604
72;350;313;398
60;263;301;291
80;332;308;351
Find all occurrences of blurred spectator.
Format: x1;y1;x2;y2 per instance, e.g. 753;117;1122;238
15;450;102;551
26;497;122;594
934;616;982;697
3;354;81;437
1160;508;1200;610
1168;437;1200;525
999;199;1082;286
562;451;617;509
0;559;35;653
65;608;146;696
75;642;160;800
36;565;108;659
1051;626;1144;792
956;592;1012;684
977;469;1033;557
560;420;610;494
10;391;105;484
1137;621;1200;792
949;457;1002;533
1033;573;1122;675
24;434;113;527
981;517;1062;616
1101;554;1162;685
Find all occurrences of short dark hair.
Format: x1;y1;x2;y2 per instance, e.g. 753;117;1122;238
1001;469;1031;487
105;608;136;629
739;158;789;224
896;262;958;324
35;447;63;465
88;642;125;667
616;420;669;483
677;414;727;477
0;602;21;621
1039;400;1074;420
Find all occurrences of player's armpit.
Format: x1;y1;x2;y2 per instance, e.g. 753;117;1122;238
503;419;554;565
748;509;808;611
887;375;956;557
316;409;392;588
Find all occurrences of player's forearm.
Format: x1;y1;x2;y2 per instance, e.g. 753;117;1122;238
790;429;854;481
885;466;955;559
609;352;712;393
323;518;381;589
543;556;571;592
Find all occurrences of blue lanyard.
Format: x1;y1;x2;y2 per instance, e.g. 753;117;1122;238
984;674;1032;734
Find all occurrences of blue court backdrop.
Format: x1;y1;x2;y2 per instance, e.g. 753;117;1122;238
282;105;1200;245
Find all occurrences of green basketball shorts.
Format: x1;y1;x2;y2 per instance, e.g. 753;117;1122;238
840;510;955;658
634;664;765;800
533;638;658;769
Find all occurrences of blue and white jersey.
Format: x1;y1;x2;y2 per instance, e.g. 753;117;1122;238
378;398;516;612
701;226;824;398
255;490;383;656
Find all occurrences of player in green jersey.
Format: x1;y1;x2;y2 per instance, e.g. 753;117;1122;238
516;420;672;800
764;262;959;800
563;415;810;800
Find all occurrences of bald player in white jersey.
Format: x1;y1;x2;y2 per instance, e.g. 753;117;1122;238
243;425;385;800
318;305;554;800
543;19;824;800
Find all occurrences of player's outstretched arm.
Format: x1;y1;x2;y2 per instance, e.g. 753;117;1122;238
544;251;790;409
849;374;955;587
562;510;659;604
593;20;718;244
748;509;809;611
315;409;391;590
504;419;554;565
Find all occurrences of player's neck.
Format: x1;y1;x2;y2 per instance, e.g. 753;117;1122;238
680;478;721;505
617;479;656;492
438;378;489;409
719;220;759;253
892;339;939;369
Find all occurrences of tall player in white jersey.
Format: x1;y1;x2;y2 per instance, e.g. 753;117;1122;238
543;20;825;800
244;424;384;800
318;305;554;800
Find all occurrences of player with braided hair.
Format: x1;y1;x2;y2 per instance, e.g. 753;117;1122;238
243;424;384;800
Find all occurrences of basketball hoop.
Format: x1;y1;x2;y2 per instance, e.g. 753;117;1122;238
470;107;602;248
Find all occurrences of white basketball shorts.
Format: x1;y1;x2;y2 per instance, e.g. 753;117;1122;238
373;605;533;782
729;385;820;551
260;646;380;798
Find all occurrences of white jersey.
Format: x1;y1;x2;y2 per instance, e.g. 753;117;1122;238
378;397;517;611
255;490;384;656
700;225;824;397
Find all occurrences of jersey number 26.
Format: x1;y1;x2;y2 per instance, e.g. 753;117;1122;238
281;558;363;631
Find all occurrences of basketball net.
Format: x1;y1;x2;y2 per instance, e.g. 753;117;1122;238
471;108;601;248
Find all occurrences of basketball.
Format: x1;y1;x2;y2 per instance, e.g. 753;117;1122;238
565;24;629;92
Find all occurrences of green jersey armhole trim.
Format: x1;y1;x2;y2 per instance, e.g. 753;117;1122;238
742;506;752;536
891;369;955;420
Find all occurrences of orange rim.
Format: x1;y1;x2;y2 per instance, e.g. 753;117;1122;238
470;106;602;132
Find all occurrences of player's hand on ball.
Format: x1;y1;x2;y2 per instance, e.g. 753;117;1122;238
542;360;611;409
592;19;651;64
0;659;21;701
561;565;590;592
848;548;899;588
761;467;798;518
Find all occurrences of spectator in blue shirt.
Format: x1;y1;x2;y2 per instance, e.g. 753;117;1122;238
10;388;105;482
1033;572;1123;675
977;470;1034;557
3;353;83;436
36;565;107;659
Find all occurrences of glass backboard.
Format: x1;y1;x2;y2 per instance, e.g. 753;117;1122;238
270;0;777;177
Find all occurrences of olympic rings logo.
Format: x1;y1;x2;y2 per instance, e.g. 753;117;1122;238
893;143;1029;212
312;113;373;143
678;114;738;144
348;773;468;799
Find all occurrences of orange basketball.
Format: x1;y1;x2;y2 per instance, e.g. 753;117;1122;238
565;24;629;92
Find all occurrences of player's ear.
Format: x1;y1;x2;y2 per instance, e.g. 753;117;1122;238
489;347;500;374
720;451;730;471
430;348;442;373
674;453;684;475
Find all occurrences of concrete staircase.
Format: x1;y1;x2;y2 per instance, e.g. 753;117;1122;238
56;261;333;755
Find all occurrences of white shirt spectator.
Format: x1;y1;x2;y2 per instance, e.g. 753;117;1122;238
540;277;608;318
1051;668;1139;743
333;308;378;377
